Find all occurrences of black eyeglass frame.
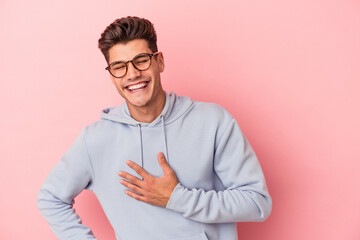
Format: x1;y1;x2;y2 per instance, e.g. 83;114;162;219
105;52;160;78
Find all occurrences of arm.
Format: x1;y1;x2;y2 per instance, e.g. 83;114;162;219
37;128;97;239
166;117;272;223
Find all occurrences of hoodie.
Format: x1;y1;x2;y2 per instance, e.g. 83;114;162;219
37;91;272;240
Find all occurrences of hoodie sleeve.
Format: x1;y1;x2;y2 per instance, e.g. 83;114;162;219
166;117;272;223
36;128;98;239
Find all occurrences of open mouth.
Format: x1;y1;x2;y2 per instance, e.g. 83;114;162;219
126;81;150;93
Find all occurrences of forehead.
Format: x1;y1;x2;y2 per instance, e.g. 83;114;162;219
108;39;151;63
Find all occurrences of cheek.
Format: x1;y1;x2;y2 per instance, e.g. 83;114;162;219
112;78;123;89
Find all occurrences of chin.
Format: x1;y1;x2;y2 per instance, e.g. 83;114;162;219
128;98;151;108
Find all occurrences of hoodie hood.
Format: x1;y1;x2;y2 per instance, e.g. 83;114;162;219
100;91;193;127
99;91;194;168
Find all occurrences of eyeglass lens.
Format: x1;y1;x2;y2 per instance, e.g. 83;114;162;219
109;54;152;78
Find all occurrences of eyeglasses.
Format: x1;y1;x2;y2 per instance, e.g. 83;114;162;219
105;52;159;78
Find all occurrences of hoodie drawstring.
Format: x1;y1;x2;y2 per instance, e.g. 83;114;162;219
137;124;144;180
161;115;169;162
136;116;169;175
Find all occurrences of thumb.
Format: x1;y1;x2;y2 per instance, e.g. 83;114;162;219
157;152;171;174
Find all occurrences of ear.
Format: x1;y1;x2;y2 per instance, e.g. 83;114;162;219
157;52;165;73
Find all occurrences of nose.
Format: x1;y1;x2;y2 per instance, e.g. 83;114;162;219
125;62;141;80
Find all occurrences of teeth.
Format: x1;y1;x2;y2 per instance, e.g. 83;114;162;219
128;82;148;91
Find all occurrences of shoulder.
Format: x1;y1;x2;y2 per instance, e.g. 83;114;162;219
82;120;103;135
190;100;234;123
182;99;236;134
81;119;114;145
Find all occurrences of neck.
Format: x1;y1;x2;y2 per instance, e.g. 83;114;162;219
127;91;166;123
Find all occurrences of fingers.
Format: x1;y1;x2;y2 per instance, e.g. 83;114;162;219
157;152;172;175
119;154;178;207
124;189;148;203
126;160;150;179
118;171;143;187
120;178;144;195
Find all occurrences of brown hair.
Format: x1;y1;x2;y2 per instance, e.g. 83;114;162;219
98;16;158;63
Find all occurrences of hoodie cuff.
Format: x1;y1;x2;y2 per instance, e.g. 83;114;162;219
166;182;187;212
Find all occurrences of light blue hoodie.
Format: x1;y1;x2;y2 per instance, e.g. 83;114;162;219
37;91;272;240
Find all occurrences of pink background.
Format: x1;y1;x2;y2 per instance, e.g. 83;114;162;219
1;0;359;239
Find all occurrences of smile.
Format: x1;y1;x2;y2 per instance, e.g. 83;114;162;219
126;81;150;92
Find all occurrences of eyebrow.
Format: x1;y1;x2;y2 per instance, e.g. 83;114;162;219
109;53;151;66
109;60;126;66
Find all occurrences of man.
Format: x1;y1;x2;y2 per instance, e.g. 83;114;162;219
37;16;272;240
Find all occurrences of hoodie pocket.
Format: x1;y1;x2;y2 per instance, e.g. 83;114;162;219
173;232;208;240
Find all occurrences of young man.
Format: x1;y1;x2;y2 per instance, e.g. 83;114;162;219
37;16;272;240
